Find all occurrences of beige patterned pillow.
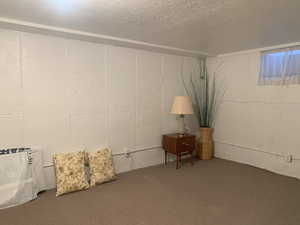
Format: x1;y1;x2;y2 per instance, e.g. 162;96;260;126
88;148;116;187
53;151;89;196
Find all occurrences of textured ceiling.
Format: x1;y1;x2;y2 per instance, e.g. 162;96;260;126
0;0;300;55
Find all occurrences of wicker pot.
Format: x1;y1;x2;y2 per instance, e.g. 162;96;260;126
197;127;213;160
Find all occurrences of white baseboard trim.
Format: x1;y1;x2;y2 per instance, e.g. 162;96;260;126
43;145;162;168
214;140;283;157
214;140;300;160
42;146;165;190
214;141;300;180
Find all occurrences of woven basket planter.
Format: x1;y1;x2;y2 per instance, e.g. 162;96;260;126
197;127;213;160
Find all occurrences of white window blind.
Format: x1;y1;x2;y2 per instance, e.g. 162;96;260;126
259;46;300;85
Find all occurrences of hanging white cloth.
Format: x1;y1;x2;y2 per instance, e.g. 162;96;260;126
259;46;300;85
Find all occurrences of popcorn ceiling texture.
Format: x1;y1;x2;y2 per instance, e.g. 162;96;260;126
0;0;300;54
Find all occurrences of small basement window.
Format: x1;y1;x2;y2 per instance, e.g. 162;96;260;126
259;46;300;85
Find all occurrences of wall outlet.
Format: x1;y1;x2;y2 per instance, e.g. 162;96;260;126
124;147;131;158
285;154;293;163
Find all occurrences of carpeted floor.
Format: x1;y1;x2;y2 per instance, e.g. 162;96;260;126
1;158;300;225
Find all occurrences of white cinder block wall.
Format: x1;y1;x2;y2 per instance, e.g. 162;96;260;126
0;29;198;189
208;51;300;179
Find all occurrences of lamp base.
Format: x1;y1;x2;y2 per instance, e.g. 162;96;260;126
177;114;186;135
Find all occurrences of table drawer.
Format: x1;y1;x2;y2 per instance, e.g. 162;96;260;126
177;137;195;152
162;133;196;169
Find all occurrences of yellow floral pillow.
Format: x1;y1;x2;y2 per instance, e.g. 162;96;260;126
53;151;89;196
88;148;116;187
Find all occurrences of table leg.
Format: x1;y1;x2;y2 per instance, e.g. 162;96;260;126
179;154;182;168
190;151;194;166
176;153;179;169
165;150;167;165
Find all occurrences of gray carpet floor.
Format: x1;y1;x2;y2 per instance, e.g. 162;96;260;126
1;158;300;225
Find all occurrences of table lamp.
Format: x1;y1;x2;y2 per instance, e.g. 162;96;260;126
171;96;193;135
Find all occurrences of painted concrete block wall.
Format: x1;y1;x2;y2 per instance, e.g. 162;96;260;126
0;28;198;189
208;51;300;179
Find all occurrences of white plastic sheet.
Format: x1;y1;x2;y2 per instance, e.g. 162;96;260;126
0;150;46;209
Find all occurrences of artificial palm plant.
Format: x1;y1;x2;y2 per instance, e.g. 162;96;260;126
182;58;225;159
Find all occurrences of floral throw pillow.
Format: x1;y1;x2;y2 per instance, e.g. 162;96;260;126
53;151;89;196
88;148;116;187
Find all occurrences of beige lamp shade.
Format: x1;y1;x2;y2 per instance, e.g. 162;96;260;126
171;96;194;115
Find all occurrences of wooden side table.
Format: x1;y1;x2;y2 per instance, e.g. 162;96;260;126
162;133;195;169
